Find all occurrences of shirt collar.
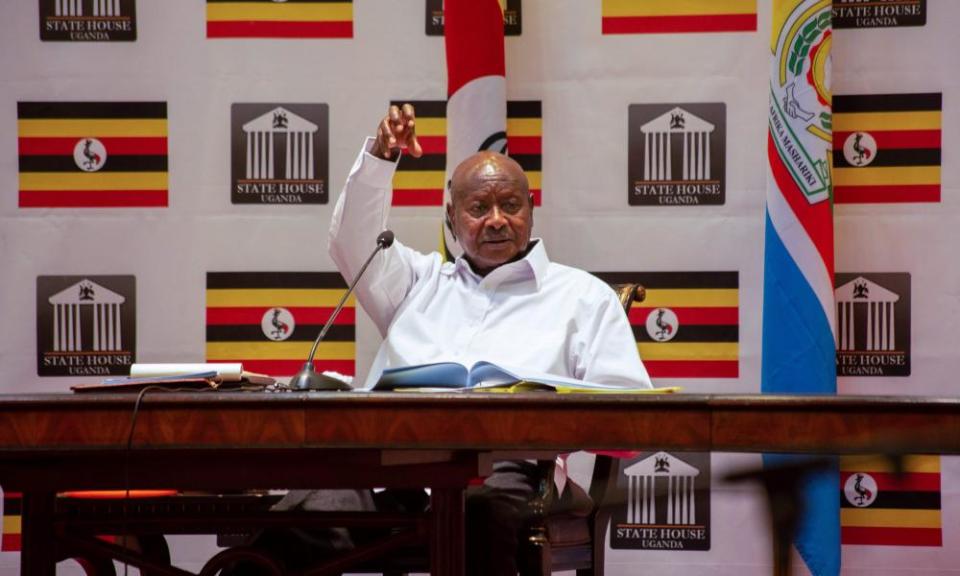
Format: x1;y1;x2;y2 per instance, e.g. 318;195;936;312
452;238;549;290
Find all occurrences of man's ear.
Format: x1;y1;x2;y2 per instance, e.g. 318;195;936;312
445;202;456;240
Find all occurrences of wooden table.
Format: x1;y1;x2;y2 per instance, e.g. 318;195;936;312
1;391;958;575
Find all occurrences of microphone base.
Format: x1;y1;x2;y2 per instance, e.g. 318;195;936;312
288;364;351;391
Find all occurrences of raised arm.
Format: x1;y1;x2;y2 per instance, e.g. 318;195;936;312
328;104;431;336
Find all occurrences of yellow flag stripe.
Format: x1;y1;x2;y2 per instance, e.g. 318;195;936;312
394;171;445;189
833;166;940;186
506;118;542;137
638;342;738;361
206;289;354;308
636;288;739;308
842;455;940;474
3;515;20;533
19;173;167;191
206;2;353;22
841;508;941;529
833;111;941;132
411;118;446;136
18;119;168;138
207;341;355;361
604;0;756;17
393;171;541;191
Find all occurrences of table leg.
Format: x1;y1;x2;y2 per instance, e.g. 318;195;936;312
21;490;57;576
429;487;465;576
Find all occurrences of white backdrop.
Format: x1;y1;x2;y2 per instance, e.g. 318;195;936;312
0;0;957;574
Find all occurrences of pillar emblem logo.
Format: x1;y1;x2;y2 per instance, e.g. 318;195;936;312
40;0;137;41
231;103;329;205
835;273;911;377
611;451;711;551
628;103;726;206
37;275;136;376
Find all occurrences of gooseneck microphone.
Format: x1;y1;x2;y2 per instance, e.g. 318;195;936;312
289;230;395;391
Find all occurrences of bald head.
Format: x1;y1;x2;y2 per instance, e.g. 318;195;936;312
449;151;529;204
445;151;534;276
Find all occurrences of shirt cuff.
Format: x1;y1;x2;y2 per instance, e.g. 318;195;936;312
353;137;400;189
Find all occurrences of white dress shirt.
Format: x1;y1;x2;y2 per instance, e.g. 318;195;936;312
329;139;652;390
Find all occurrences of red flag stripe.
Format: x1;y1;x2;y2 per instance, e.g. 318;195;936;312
223;359;355;377
602;14;757;34
416;136;447;155
630;306;738;326
840;471;941;492
2;533;21;552
767;133;834;278
18;137;169;156
842;527;942;547
393;189;445;206
508;136;542;155
19;190;168;208
3;493;22;498
444;0;505;97
835;185;940;204
206;307;355;325
207;21;353;38
833;130;941;150
643;360;738;378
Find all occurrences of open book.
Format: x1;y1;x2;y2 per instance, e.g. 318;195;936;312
71;363;276;393
374;361;677;394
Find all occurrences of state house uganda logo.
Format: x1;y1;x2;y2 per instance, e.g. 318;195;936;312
425;0;521;36
610;452;711;551
628;103;726;206
833;0;926;29
231;104;329;205
835;273;910;377
37;275;136;376
840;455;942;546
40;0;137;41
769;1;832;205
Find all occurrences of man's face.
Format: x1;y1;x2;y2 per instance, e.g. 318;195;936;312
446;153;533;276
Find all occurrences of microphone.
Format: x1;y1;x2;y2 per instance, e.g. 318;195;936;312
288;230;395;391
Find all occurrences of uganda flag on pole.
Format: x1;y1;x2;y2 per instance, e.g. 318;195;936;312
17;102;168;208
2;492;21;551
841;455;942;547
594;272;738;378
833;93;942;203
206;0;353;38
601;0;757;34
390;100;542;207
206;272;355;377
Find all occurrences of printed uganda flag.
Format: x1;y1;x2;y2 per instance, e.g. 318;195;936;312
763;1;839;575
206;0;353;38
595;272;738;379
391;100;542;207
841;455;942;547
601;0;758;34
2;492;20;551
833;93;942;203
206;272;355;377
17;101;168;208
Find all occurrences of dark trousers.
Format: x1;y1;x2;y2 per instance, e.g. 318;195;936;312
228;461;538;576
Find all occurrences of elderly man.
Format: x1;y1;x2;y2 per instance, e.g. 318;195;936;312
331;104;650;391
326;104;651;575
